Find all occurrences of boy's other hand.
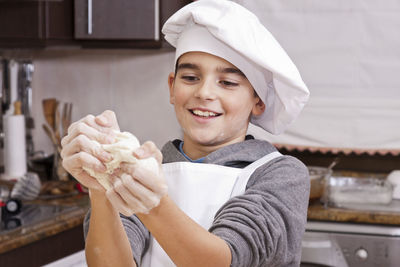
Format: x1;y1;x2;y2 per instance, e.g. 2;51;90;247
106;141;168;216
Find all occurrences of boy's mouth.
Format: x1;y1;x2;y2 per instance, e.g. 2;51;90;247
189;109;222;118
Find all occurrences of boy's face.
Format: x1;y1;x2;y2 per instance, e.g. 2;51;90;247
168;52;265;148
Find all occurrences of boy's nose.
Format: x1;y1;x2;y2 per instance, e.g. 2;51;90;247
194;79;216;100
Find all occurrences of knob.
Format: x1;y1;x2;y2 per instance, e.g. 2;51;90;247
5;199;22;215
355;248;368;261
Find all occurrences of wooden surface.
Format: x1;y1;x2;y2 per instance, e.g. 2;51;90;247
308;201;400;225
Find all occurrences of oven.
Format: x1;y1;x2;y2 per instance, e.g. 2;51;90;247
301;221;400;267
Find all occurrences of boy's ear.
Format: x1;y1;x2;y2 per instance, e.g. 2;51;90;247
252;97;266;116
168;72;175;104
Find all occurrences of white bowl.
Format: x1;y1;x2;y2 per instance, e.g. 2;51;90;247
387;170;400;199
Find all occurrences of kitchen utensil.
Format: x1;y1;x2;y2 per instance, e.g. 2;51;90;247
62;102;68;137
308;166;332;201
42;98;57;130
308;158;339;201
67;103;72;127
10;172;41;201
61;102;73;137
54;101;61;144
42;124;61;153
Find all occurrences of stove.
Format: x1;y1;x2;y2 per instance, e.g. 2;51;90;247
0;203;78;233
301;221;400;267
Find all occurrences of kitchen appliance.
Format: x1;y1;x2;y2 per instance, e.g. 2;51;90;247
301;221;400;267
0;203;78;233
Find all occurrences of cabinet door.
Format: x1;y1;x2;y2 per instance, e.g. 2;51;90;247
0;0;74;48
0;2;45;47
74;0;159;40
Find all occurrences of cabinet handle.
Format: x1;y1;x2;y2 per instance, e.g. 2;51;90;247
88;0;92;35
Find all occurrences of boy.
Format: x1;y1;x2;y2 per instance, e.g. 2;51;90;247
61;1;310;266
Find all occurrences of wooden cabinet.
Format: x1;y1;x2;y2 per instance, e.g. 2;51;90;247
0;225;84;266
0;0;74;48
75;0;158;40
0;0;191;48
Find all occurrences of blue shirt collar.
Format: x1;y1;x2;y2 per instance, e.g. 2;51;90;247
179;141;205;163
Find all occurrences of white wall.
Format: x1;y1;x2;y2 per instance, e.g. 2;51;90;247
25;49;182;155
240;0;400;151
3;0;400;156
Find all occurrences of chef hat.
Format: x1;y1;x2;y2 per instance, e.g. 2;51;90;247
162;0;309;134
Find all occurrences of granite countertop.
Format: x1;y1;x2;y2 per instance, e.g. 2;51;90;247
0;194;89;254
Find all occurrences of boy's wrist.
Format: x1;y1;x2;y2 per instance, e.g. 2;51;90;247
89;189;117;214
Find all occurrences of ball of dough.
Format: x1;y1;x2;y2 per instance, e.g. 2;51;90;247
83;131;158;190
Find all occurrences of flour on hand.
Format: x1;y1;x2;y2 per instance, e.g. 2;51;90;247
83;131;158;190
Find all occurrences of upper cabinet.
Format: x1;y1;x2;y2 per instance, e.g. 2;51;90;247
75;0;158;40
0;0;190;49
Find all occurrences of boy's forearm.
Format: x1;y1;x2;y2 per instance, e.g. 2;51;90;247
85;190;136;267
138;195;231;267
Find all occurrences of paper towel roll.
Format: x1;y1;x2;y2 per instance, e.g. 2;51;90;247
2;115;27;180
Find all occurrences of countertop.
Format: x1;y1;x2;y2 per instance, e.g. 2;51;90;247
307;169;400;225
0;194;89;254
1;179;399;255
308;200;400;225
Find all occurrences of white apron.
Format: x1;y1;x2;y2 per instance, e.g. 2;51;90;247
141;151;282;267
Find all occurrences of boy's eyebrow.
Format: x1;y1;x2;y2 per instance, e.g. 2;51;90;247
177;63;246;78
177;63;200;71
218;67;246;77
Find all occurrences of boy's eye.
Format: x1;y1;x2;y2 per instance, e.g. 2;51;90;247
220;80;239;87
181;75;199;81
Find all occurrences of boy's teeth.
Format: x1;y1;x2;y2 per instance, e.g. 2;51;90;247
192;110;218;117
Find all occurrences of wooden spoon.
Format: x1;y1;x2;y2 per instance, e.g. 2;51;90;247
42;98;57;130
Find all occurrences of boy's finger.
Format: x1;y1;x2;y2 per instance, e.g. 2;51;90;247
61;122;115;147
61;134;112;163
134;141;163;163
120;173;160;209
95;110;120;131
63;151;107;174
120;162;166;196
75;170;105;191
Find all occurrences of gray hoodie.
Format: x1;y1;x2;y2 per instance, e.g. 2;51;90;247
84;136;309;266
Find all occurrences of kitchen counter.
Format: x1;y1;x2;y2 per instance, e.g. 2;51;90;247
308;201;400;225
0;193;89;266
307;169;400;225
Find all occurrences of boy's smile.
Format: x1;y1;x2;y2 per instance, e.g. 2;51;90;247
168;52;265;159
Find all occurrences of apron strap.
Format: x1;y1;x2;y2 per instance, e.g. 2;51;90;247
230;151;282;198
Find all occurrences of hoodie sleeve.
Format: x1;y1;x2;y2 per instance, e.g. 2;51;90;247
209;155;310;267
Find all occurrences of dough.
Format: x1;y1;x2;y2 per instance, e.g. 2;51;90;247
83;131;158;190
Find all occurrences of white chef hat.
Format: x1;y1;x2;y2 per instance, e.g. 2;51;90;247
162;0;309;134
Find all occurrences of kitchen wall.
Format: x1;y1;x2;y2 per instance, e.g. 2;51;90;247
2;49;182;156
2;0;400;156
240;0;400;151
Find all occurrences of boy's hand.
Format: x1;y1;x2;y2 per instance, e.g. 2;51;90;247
106;141;168;216
61;110;120;191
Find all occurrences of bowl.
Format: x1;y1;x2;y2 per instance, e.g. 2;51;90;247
308;166;332;201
